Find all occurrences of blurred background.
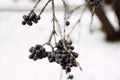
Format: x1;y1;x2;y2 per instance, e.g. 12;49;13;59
0;0;120;80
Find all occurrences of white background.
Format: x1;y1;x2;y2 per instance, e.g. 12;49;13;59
0;0;120;80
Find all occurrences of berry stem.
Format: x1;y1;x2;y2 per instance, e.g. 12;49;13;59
62;39;72;55
54;17;63;39
29;0;41;16
61;0;67;40
39;0;52;16
89;7;96;32
67;3;86;19
48;30;56;44
51;0;55;31
51;0;57;44
41;0;57;47
41;41;54;53
76;61;82;71
67;5;87;36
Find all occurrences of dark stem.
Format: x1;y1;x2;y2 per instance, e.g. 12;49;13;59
51;0;57;44
48;30;56;44
55;17;63;38
41;0;57;50
89;7;96;32
68;5;87;36
67;3;86;19
39;0;52;16
61;0;67;40
29;0;41;16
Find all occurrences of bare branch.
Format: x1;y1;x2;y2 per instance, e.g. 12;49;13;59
67;3;86;19
39;0;52;16
29;0;41;16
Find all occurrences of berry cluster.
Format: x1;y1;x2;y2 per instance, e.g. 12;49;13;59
29;39;80;73
55;40;78;73
22;12;40;26
89;0;102;7
29;44;48;61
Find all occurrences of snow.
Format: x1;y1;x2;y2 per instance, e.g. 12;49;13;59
0;0;120;80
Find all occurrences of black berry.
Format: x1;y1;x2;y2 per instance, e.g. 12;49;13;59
66;21;70;26
22;20;26;25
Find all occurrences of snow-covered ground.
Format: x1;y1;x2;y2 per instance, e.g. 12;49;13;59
0;0;120;80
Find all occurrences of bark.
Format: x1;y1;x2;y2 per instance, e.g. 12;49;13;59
86;0;120;41
104;0;113;5
113;0;120;30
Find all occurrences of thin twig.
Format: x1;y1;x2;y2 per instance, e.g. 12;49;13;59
41;0;57;48
51;0;57;44
61;0;71;54
39;0;52;16
29;0;41;16
61;0;67;40
42;42;54;53
55;17;63;39
76;61;82;71
68;5;87;36
67;3;86;19
89;7;96;32
51;0;56;31
46;30;56;45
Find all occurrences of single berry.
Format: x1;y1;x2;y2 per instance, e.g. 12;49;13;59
35;44;40;49
33;19;38;24
29;46;35;52
27;21;33;26
62;50;67;54
40;47;45;51
73;52;78;58
48;57;54;62
66;21;70;26
43;52;48;58
70;46;74;50
73;62;77;67
36;50;40;54
23;15;29;21
70;56;75;61
66;67;71;73
55;49;61;54
65;57;70;63
47;52;52;58
68;62;74;67
55;53;61;58
55;59;60;64
29;54;34;59
33;56;38;61
61;63;66;66
61;54;67;59
36;15;41;20
22;20;26;25
62;65;66;70
67;75;74;79
67;40;72;45
67;45;72;50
